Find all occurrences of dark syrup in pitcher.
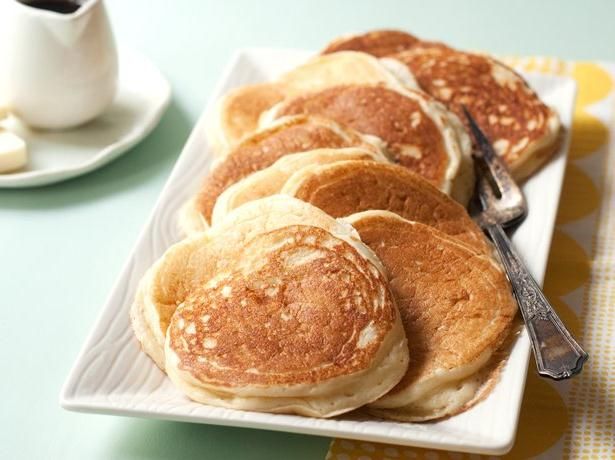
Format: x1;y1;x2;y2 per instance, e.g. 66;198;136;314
19;0;83;14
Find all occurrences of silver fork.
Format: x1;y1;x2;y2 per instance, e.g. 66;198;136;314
464;108;588;380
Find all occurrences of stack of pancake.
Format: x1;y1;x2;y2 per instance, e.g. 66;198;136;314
131;29;561;422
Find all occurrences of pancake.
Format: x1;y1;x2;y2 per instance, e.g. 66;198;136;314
281;160;491;256
131;265;166;368
322;31;562;179
392;45;562;180
131;195;383;369
180;115;384;235
211;147;387;226
206;51;417;154
131;235;210;369
178;197;210;236
164;223;409;417
276;50;416;92
344;211;517;421
321;30;421;57
265;84;474;204
205;83;286;156
376;323;520;422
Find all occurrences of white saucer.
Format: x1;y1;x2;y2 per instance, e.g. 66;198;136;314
0;47;171;188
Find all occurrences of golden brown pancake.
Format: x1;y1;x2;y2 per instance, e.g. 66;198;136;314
267;84;474;202
164;224;409;417
205;51;417;153
206;83;286;155
321;30;421;57
345;211;517;421
132;195;387;369
321;30;561;180
182;115;381;234
131;234;213;369
392;45;562;180
281;160;491;255
210;147;386;226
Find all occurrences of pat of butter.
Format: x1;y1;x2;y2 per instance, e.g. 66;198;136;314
0;131;28;173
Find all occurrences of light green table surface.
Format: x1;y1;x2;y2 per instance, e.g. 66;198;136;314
2;1;614;459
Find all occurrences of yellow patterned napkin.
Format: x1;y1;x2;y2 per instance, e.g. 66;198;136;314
326;59;615;460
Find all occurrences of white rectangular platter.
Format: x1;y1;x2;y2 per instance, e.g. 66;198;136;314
61;48;576;455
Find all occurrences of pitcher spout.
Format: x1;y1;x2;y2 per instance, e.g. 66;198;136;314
38;0;99;47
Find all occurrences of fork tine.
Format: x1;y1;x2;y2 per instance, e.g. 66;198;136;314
463;106;528;214
463;106;497;162
475;171;499;220
477;174;496;204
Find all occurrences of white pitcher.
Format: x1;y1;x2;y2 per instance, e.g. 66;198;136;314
0;0;118;129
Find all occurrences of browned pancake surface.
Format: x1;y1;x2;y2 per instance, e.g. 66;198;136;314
322;30;560;179
168;225;397;387
195;116;367;221
322;30;421;57
275;85;450;187
393;46;559;172
287;161;491;255
350;214;516;396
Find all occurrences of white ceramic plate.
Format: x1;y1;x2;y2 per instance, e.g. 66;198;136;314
60;48;576;456
0;47;170;188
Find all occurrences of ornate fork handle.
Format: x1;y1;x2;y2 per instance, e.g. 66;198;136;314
485;223;588;380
